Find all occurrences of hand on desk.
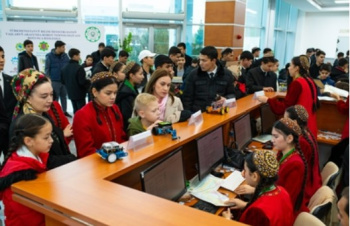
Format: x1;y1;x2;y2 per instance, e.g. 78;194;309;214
224;198;247;210
146;120;163;131
234;184;255;195
222;208;233;220
257;96;268;103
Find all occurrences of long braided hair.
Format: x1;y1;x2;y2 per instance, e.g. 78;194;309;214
273;119;308;212
49;102;62;128
1;114;50;171
286;105;318;182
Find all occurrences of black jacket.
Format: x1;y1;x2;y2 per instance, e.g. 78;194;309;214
331;66;348;82
92;61;109;76
61;60;89;100
1;73;17;120
17;51;39;73
245;67;277;94
139;67;154;89
309;63;321;79
115;82;138;133
182;62;238;113
91;50;101;68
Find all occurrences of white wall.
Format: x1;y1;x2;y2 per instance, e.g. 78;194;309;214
294;11;349;59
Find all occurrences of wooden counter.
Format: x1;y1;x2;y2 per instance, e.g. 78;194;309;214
10;92;284;226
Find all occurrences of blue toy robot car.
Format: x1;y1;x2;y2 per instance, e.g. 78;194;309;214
96;141;128;163
152;122;179;140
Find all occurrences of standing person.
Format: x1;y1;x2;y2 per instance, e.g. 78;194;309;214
116;62;144;132
285;105;322;204
17;39;39;72
61;48;90;113
154;54;174;77
109;61;126;85
118;50;129;65
182;46;240;112
91;42;105;69
177;42;192;69
145;69;191;123
0;114;53;226
0;46;17;154
92;47;116;76
73;72;126;158
11;69;76;169
138;50;156;93
257;55;318;137
309;50;326;79
81;54;94;78
168;46;181;77
222;150;294;226
45;40;70;117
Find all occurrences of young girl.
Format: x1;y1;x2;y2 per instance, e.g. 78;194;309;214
272;117;308;216
73;72;126;158
145;69;191;123
0;114;53;226
285;105;322;204
115;61;144;132
109;61;126;84
222;150;294;226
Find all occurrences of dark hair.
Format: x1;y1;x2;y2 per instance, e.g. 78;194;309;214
252;47;261;54
274;58;279;63
23;40;33;47
290;56;318;113
316;50;326;56
221;48;233;57
200;46;218;60
191;58;199;64
55;40;65;48
243;152;278;211
320;64;331;72
240;51;254;60
273;120;308;212
101;48;116;60
341;187;349;216
86;54;93;60
0;46;4;52
285;105;318;183
28;76;51;97
337;52;345;58
168;46;181;56
98;42;105;48
177;42;186;49
119;50;129;58
68;48;80;59
1;114;50;171
124;62;141;80
339;58;349;67
110;62;125;73
145;69;175;104
91;73;120;124
155;55;173;68
306;48;314;54
263;48;272;54
261;56;275;64
347;50;349;56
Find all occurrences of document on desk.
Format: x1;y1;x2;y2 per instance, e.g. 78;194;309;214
220;170;245;192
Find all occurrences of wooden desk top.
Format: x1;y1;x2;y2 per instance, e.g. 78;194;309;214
12;93;283;226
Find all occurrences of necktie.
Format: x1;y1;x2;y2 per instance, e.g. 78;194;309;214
209;72;214;79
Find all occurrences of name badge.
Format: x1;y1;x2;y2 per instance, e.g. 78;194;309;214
127;130;154;152
188;110;203;126
224;98;237;108
253;90;264;99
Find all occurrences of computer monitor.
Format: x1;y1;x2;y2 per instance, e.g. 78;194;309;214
233;113;252;150
140;147;187;201
196;127;225;181
260;104;277;134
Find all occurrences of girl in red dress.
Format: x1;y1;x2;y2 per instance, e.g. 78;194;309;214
285;105;322;204
257;55;318;137
222;150;294;226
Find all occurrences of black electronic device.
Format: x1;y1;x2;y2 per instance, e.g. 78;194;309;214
192;200;219;214
233;113;252;150
260;104;277;135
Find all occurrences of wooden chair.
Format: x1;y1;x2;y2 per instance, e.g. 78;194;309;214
321;161;339;189
294;212;325;226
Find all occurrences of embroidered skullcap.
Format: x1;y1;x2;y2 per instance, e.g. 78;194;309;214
253;150;279;178
294;105;309;123
279;117;302;136
11;69;46;119
123;61;136;75
91;72;114;84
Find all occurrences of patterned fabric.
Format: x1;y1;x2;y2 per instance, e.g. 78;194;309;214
279;117;302;136
90;71;114;84
253;150;279;178
294;104;309;123
123;61;136;75
11;69;46;119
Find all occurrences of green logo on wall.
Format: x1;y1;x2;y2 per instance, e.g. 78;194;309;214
38;41;49;51
85;26;101;42
16;43;24;51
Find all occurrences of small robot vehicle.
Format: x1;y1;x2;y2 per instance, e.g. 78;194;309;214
152;122;179;140
206;95;229;115
96;141;128;163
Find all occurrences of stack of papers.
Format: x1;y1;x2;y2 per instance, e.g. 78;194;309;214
220;171;245;192
252;134;272;143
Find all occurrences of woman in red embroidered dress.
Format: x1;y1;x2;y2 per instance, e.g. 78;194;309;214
73;72;127;158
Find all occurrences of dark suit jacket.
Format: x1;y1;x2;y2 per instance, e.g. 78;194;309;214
245;67;277;94
1;73;17;120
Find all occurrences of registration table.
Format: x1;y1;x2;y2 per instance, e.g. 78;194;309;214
11;92;284;226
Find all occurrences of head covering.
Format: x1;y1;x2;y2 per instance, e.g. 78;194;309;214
11;69;46;119
294;105;309;123
253;150;279;178
279;117;302;136
123;61;136;75
91;71;114;84
138;50;156;62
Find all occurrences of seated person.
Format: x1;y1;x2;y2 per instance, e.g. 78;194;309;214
222;150;294;226
331;58;349;82
337;187;349;226
109;61;126;85
246;56;277;94
128;93;161;137
318;64;335;86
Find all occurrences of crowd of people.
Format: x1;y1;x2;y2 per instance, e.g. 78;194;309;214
0;39;348;226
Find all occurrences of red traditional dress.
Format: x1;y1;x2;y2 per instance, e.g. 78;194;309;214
268;77;318;137
73;102;127;158
337;96;349;139
47;101;72;145
277;149;309;218
0;151;48;226
239;186;294;226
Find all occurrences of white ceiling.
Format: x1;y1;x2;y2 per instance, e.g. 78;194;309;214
283;0;349;12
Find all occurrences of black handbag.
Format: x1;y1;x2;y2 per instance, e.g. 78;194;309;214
223;147;248;170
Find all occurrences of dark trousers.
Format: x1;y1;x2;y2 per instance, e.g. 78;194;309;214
328;138;349;167
71;99;86;113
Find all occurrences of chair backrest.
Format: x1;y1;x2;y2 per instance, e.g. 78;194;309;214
294;212;325;226
321;161;339;189
308;186;336;221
